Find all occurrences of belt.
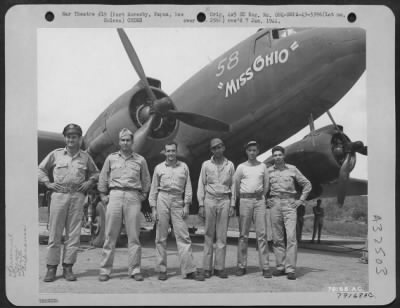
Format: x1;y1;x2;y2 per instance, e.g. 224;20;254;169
110;187;140;192
205;192;231;199
158;190;183;196
58;183;80;193
270;193;296;200
240;193;264;200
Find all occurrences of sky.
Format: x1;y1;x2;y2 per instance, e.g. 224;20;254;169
37;27;367;179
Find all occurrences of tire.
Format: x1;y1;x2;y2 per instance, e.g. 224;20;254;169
91;201;106;248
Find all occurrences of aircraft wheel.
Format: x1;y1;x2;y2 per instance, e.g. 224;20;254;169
91;201;106;248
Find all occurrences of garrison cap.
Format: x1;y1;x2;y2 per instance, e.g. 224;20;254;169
119;128;134;139
210;138;224;149
245;140;259;149
62;123;82;136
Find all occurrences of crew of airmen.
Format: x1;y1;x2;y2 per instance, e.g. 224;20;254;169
39;124;312;282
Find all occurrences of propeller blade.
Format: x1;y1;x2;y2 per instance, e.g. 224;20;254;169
131;114;156;154
117;28;157;102
351;141;368;155
167;110;230;132
337;153;356;206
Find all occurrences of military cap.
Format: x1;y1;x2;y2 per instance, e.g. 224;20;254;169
119;128;134;139
63;123;82;136
245;140;259;149
210;138;224;149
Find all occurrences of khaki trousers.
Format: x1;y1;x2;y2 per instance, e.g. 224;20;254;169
237;198;269;270
202;195;230;271
47;192;85;266
155;192;197;276
99;190;142;276
270;198;297;273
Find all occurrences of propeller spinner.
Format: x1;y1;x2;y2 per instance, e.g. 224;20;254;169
116;28;230;153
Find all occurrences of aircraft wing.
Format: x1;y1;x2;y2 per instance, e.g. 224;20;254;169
320;178;367;199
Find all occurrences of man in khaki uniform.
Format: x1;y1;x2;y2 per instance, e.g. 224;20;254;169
267;146;311;280
38;124;99;282
197;138;235;279
234;141;271;278
98;128;151;282
149;142;203;281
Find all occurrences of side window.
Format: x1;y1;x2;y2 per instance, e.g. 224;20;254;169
254;32;271;55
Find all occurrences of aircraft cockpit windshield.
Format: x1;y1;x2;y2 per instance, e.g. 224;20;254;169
272;28;296;39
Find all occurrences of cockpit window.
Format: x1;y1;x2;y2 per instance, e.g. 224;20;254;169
272;28;296;39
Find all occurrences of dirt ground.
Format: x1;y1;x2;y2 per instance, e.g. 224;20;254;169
39;232;368;295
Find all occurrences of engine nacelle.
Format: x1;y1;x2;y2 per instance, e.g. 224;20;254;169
264;125;355;199
83;79;177;166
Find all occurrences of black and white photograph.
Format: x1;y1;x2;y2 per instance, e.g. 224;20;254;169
4;4;395;306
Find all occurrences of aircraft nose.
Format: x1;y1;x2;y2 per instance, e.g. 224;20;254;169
325;28;366;59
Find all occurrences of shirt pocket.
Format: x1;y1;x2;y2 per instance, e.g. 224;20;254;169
74;162;87;181
125;161;141;179
281;176;295;190
54;162;69;181
110;163;124;179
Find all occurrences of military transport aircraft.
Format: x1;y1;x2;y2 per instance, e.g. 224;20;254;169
38;27;367;246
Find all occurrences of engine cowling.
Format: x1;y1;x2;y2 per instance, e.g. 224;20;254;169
83;79;178;166
264;125;356;199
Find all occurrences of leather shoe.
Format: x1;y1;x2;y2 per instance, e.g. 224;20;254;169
132;273;144;281
98;274;110;282
263;269;272;278
158;272;168;281
287;272;296;280
235;268;246;276
214;269;228;279
43;265;57;282
186;271;204;281
272;269;286;277
204;270;212;278
62;264;77;281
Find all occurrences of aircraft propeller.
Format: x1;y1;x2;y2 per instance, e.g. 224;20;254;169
117;28;230;153
326;111;367;206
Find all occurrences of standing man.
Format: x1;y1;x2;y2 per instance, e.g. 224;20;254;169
149;141;203;281
234;141;271;278
267;146;312;280
311;199;324;244
98;128;151;282
296;204;306;243
38;124;99;282
197;138;236;279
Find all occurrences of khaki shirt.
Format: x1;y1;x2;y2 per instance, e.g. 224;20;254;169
149;160;192;208
38;148;99;187
267;163;312;201
98;151;151;194
197;157;236;207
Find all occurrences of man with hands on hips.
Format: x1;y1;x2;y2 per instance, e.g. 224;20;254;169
267;145;311;280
